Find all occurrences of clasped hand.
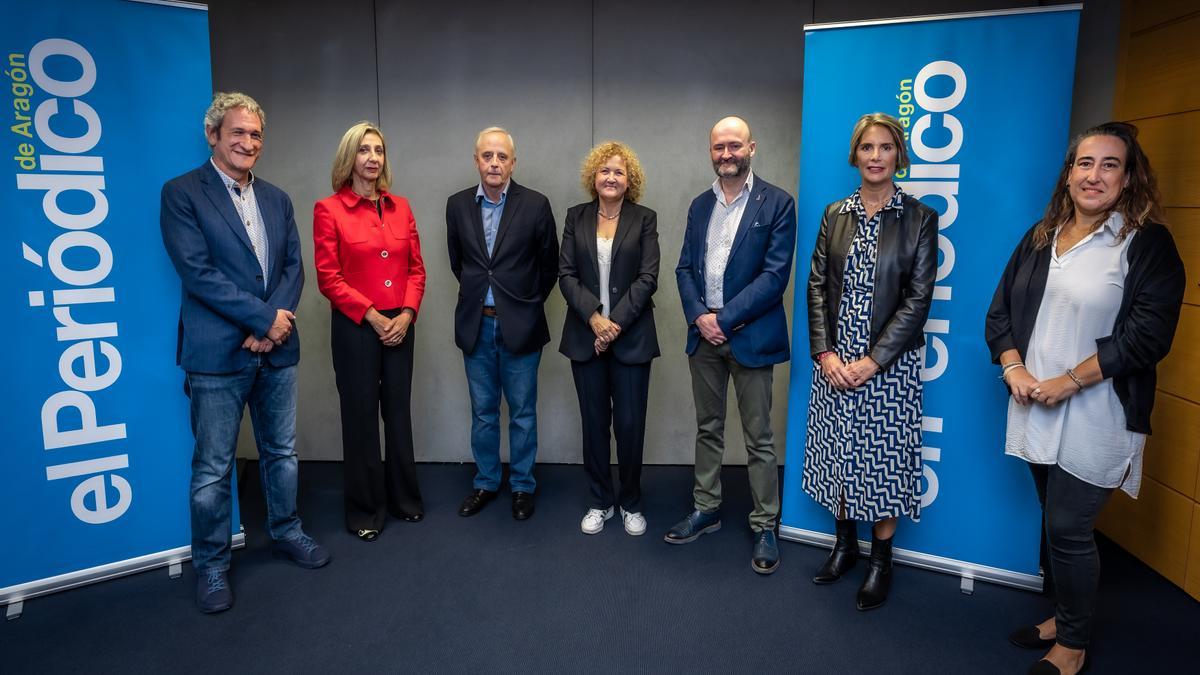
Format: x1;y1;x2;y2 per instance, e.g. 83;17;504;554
1007;368;1078;407
696;313;726;346
367;308;412;346
820;353;880;390
243;308;296;352
590;312;621;354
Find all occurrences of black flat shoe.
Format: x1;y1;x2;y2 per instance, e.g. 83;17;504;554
1028;655;1088;675
398;512;424;523
356;529;379;542
1009;625;1056;650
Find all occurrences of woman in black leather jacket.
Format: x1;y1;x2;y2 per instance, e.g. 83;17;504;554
802;112;938;610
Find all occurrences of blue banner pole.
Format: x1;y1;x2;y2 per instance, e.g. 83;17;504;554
781;6;1082;591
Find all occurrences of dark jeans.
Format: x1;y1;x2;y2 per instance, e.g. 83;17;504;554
570;353;651;513
1028;463;1115;650
331;309;421;532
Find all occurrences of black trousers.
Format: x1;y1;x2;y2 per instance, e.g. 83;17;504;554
1028;463;1115;650
331;309;421;531
570;353;651;513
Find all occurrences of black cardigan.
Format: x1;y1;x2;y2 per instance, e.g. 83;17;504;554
984;221;1185;434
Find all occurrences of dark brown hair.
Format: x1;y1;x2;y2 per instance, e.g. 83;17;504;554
1033;121;1164;249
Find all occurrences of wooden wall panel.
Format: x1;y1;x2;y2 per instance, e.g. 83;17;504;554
1121;14;1200;119
1098;476;1193;587
1187;503;1200;600
1127;0;1200;33
1134;112;1200;208
1143;393;1200;499
1105;0;1200;602
1164;208;1200;306
1157;304;1200;402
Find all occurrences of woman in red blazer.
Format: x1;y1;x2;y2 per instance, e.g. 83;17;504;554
314;122;426;541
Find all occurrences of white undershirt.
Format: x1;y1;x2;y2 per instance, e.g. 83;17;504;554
597;236;614;318
1005;212;1146;497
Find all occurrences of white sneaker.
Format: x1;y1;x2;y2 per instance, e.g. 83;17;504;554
581;507;614;534
621;508;647;536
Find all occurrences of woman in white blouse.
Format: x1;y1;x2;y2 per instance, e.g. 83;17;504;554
986;122;1185;675
559;141;660;537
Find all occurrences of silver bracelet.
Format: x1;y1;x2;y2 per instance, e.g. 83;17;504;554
999;362;1024;381
1066;368;1085;391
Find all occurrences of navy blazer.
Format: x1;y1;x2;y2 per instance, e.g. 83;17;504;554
675;175;797;368
160;160;304;374
558;200;660;364
446;180;559;355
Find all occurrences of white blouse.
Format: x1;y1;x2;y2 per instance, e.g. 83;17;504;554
597;236;614;318
1005;213;1146;497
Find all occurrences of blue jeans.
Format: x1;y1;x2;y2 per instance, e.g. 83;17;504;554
186;359;303;573
463;315;541;493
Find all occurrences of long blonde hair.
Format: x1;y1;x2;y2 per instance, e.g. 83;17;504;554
331;121;392;192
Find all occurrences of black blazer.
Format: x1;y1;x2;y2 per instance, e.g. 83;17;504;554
807;194;939;370
558;200;660;364
446;180;559;354
985;221;1185;434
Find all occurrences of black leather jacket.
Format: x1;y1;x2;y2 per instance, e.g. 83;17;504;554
806;194;939;370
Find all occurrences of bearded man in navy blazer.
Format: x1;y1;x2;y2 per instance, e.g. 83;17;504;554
161;92;329;614
666;116;797;575
446;127;559;521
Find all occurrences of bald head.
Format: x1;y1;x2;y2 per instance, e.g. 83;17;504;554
710;116;755;180
711;116;753;144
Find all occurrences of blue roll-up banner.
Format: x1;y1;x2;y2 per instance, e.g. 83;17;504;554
782;6;1081;590
0;0;233;609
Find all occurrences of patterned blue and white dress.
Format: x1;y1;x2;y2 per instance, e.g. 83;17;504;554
802;187;924;523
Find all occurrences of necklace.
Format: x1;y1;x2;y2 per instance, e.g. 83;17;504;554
598;209;620;220
862;191;892;212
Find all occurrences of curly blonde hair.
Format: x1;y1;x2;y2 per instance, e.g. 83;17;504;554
580;141;645;203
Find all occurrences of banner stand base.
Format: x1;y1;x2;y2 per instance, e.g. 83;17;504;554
1;531;246;618
781;525;1042;593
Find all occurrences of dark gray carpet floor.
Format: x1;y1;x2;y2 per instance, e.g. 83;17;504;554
2;462;1195;673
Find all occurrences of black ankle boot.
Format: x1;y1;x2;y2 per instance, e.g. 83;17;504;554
813;518;859;584
856;533;894;611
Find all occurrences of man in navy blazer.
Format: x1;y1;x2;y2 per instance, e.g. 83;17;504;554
160;92;329;614
446;127;559;521
666;116;796;575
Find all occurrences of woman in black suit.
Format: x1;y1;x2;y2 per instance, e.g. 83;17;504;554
559;141;660;536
